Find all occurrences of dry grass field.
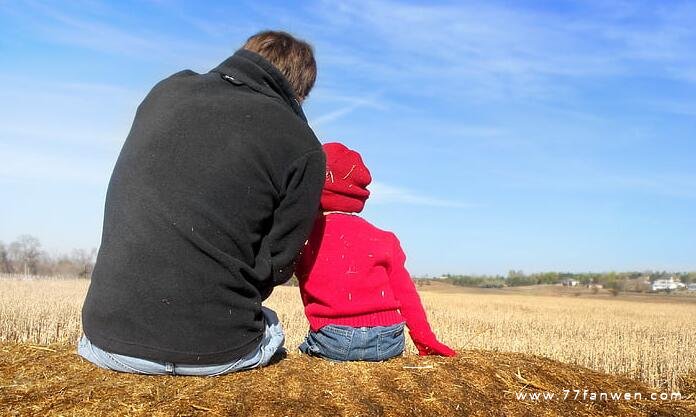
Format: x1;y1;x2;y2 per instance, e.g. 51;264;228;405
1;276;695;392
1;276;696;416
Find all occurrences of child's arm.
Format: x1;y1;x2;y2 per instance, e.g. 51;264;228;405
387;234;456;357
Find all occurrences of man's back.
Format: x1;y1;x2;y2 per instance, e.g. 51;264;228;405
82;50;325;364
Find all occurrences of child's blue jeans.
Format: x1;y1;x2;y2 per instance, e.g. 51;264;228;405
77;306;285;376
299;322;405;362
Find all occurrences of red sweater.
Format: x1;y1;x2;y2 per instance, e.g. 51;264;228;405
295;212;439;346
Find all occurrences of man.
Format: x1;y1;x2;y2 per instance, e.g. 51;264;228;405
79;31;325;375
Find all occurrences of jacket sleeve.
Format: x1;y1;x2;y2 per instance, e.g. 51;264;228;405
255;149;325;296
387;233;456;356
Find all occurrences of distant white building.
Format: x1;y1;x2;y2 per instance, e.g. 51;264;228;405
651;277;683;292
562;279;579;287
688;283;696;292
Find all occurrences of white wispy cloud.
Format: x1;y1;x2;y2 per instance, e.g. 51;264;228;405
641;99;696;118
8;1;228;69
369;181;473;208
500;166;696;200
310;101;380;127
0;144;112;186
310;104;363;127
0;76;140;149
604;174;696;200
310;0;696;101
308;91;386;128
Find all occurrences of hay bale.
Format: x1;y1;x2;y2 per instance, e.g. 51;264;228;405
1;343;694;416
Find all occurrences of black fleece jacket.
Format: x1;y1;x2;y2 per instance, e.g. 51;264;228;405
82;49;325;364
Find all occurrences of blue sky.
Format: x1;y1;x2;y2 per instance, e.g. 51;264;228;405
1;0;695;275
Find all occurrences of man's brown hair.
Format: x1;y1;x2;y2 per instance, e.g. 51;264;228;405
243;30;317;101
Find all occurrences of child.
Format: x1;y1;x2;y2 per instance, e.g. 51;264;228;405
295;142;456;361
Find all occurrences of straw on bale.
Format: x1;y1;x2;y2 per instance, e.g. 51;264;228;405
1;343;694;417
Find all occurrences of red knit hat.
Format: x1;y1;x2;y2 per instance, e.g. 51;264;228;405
321;142;372;213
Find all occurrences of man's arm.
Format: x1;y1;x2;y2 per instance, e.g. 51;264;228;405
255;149;325;297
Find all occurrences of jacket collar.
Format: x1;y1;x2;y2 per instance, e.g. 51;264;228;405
210;49;307;121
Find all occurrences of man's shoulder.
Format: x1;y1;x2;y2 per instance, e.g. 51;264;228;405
149;69;202;92
137;69;212;109
141;69;321;154
166;69;200;81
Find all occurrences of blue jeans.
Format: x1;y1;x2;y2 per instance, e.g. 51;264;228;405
299;322;405;362
77;306;285;376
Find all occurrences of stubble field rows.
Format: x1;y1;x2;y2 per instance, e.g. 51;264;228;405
1;276;695;391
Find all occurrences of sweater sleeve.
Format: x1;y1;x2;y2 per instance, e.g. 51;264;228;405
387;233;456;356
255;149;325;297
386;233;436;340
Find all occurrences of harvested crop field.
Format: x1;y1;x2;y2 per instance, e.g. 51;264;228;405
2;277;696;391
2;343;695;417
2;277;696;416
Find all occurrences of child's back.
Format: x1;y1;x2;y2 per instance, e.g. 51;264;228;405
299;212;406;331
295;142;455;361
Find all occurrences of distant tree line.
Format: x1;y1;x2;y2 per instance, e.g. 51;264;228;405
440;270;696;290
3;235;695;288
0;235;96;278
